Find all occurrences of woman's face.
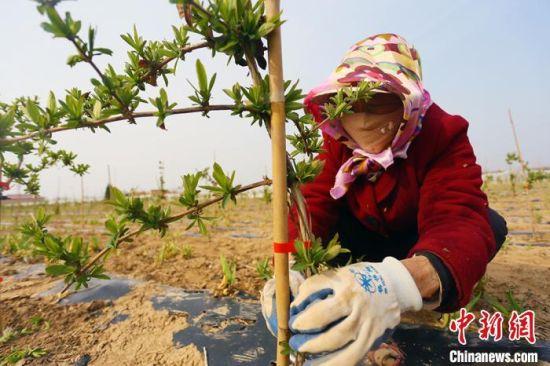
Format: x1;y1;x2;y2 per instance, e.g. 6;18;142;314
340;93;404;154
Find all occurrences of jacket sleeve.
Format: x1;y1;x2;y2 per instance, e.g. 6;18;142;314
288;132;345;244
408;115;496;311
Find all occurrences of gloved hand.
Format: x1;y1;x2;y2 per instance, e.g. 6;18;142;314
260;269;305;337
288;257;422;366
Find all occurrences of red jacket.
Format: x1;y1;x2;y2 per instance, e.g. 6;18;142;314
288;102;496;309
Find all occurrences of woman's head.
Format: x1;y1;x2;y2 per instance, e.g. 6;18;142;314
302;33;433;198
303;33;431;162
341;93;403;154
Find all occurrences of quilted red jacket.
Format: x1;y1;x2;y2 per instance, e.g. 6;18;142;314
288;102;496;309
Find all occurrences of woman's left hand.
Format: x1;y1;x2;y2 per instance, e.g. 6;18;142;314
288;257;423;366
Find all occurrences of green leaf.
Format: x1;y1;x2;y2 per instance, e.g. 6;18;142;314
92;100;102;120
45;264;73;276
47;91;57;112
94;47;113;56
258;22;276;37
197;218;207;235
24;101;43;124
41;7;70;38
195;59;208;93
506;290;524;312
484;293;510;317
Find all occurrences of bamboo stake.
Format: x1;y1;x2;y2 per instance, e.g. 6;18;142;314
508;109;526;170
508;108;536;235
265;1;290;365
0;167;3;229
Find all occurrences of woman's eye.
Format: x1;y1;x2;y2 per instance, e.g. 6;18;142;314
348;95;402;114
351;100;367;113
366;103;401;114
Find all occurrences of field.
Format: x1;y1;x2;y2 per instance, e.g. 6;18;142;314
0;180;549;365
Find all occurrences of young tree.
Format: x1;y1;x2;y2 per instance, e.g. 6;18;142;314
3;0;381;363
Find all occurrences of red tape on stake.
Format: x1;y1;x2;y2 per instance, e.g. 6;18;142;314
273;242;295;253
273;240;312;254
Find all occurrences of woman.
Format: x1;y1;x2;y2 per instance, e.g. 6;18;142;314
261;33;507;365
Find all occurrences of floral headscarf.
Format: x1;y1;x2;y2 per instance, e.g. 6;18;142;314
303;33;432;199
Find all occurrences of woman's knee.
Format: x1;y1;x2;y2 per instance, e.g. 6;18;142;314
488;208;508;256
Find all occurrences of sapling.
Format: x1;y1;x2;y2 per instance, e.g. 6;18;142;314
28;315;51;332
0;1;384;363
70;163;90;204
504;151;550;236
156;240;180;264
505;152;519;196
292;234;350;277
157;160;167;200
483;289;526;326
255;257;273;280
0;328;18;345
0;347;47;365
217;254;237;296
181;244;193;259
0;317;51;346
481;174;493;193
262;186;272;204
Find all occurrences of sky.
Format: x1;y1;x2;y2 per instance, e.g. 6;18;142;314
0;0;549;200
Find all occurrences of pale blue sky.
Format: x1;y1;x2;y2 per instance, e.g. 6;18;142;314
1;0;548;199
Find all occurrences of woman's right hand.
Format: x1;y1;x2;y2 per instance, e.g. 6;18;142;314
260;269;305;337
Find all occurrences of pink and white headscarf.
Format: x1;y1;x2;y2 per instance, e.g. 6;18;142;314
303;33;433;199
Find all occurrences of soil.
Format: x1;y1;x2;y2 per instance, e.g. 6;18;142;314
0;276;204;365
1;181;549;364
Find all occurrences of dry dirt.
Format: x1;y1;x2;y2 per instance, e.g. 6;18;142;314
0;278;204;365
1;181;549;364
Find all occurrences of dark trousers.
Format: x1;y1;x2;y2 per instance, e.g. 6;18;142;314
333;208;508;265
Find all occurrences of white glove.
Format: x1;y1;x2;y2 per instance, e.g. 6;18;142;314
288;257;422;366
260;269;305;337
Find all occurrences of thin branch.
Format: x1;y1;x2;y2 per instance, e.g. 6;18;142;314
3;156;24;186
139;41;209;83
68;37;132;119
310;116;330;134
164;178;272;224
1;104;245;144
290;119;312;157
60;177;272;294
244;50;263;87
187;0;229;29
188;0;213;18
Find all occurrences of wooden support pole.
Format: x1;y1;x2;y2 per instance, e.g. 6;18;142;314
265;1;290;365
508;108;527;172
508;108;537;235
